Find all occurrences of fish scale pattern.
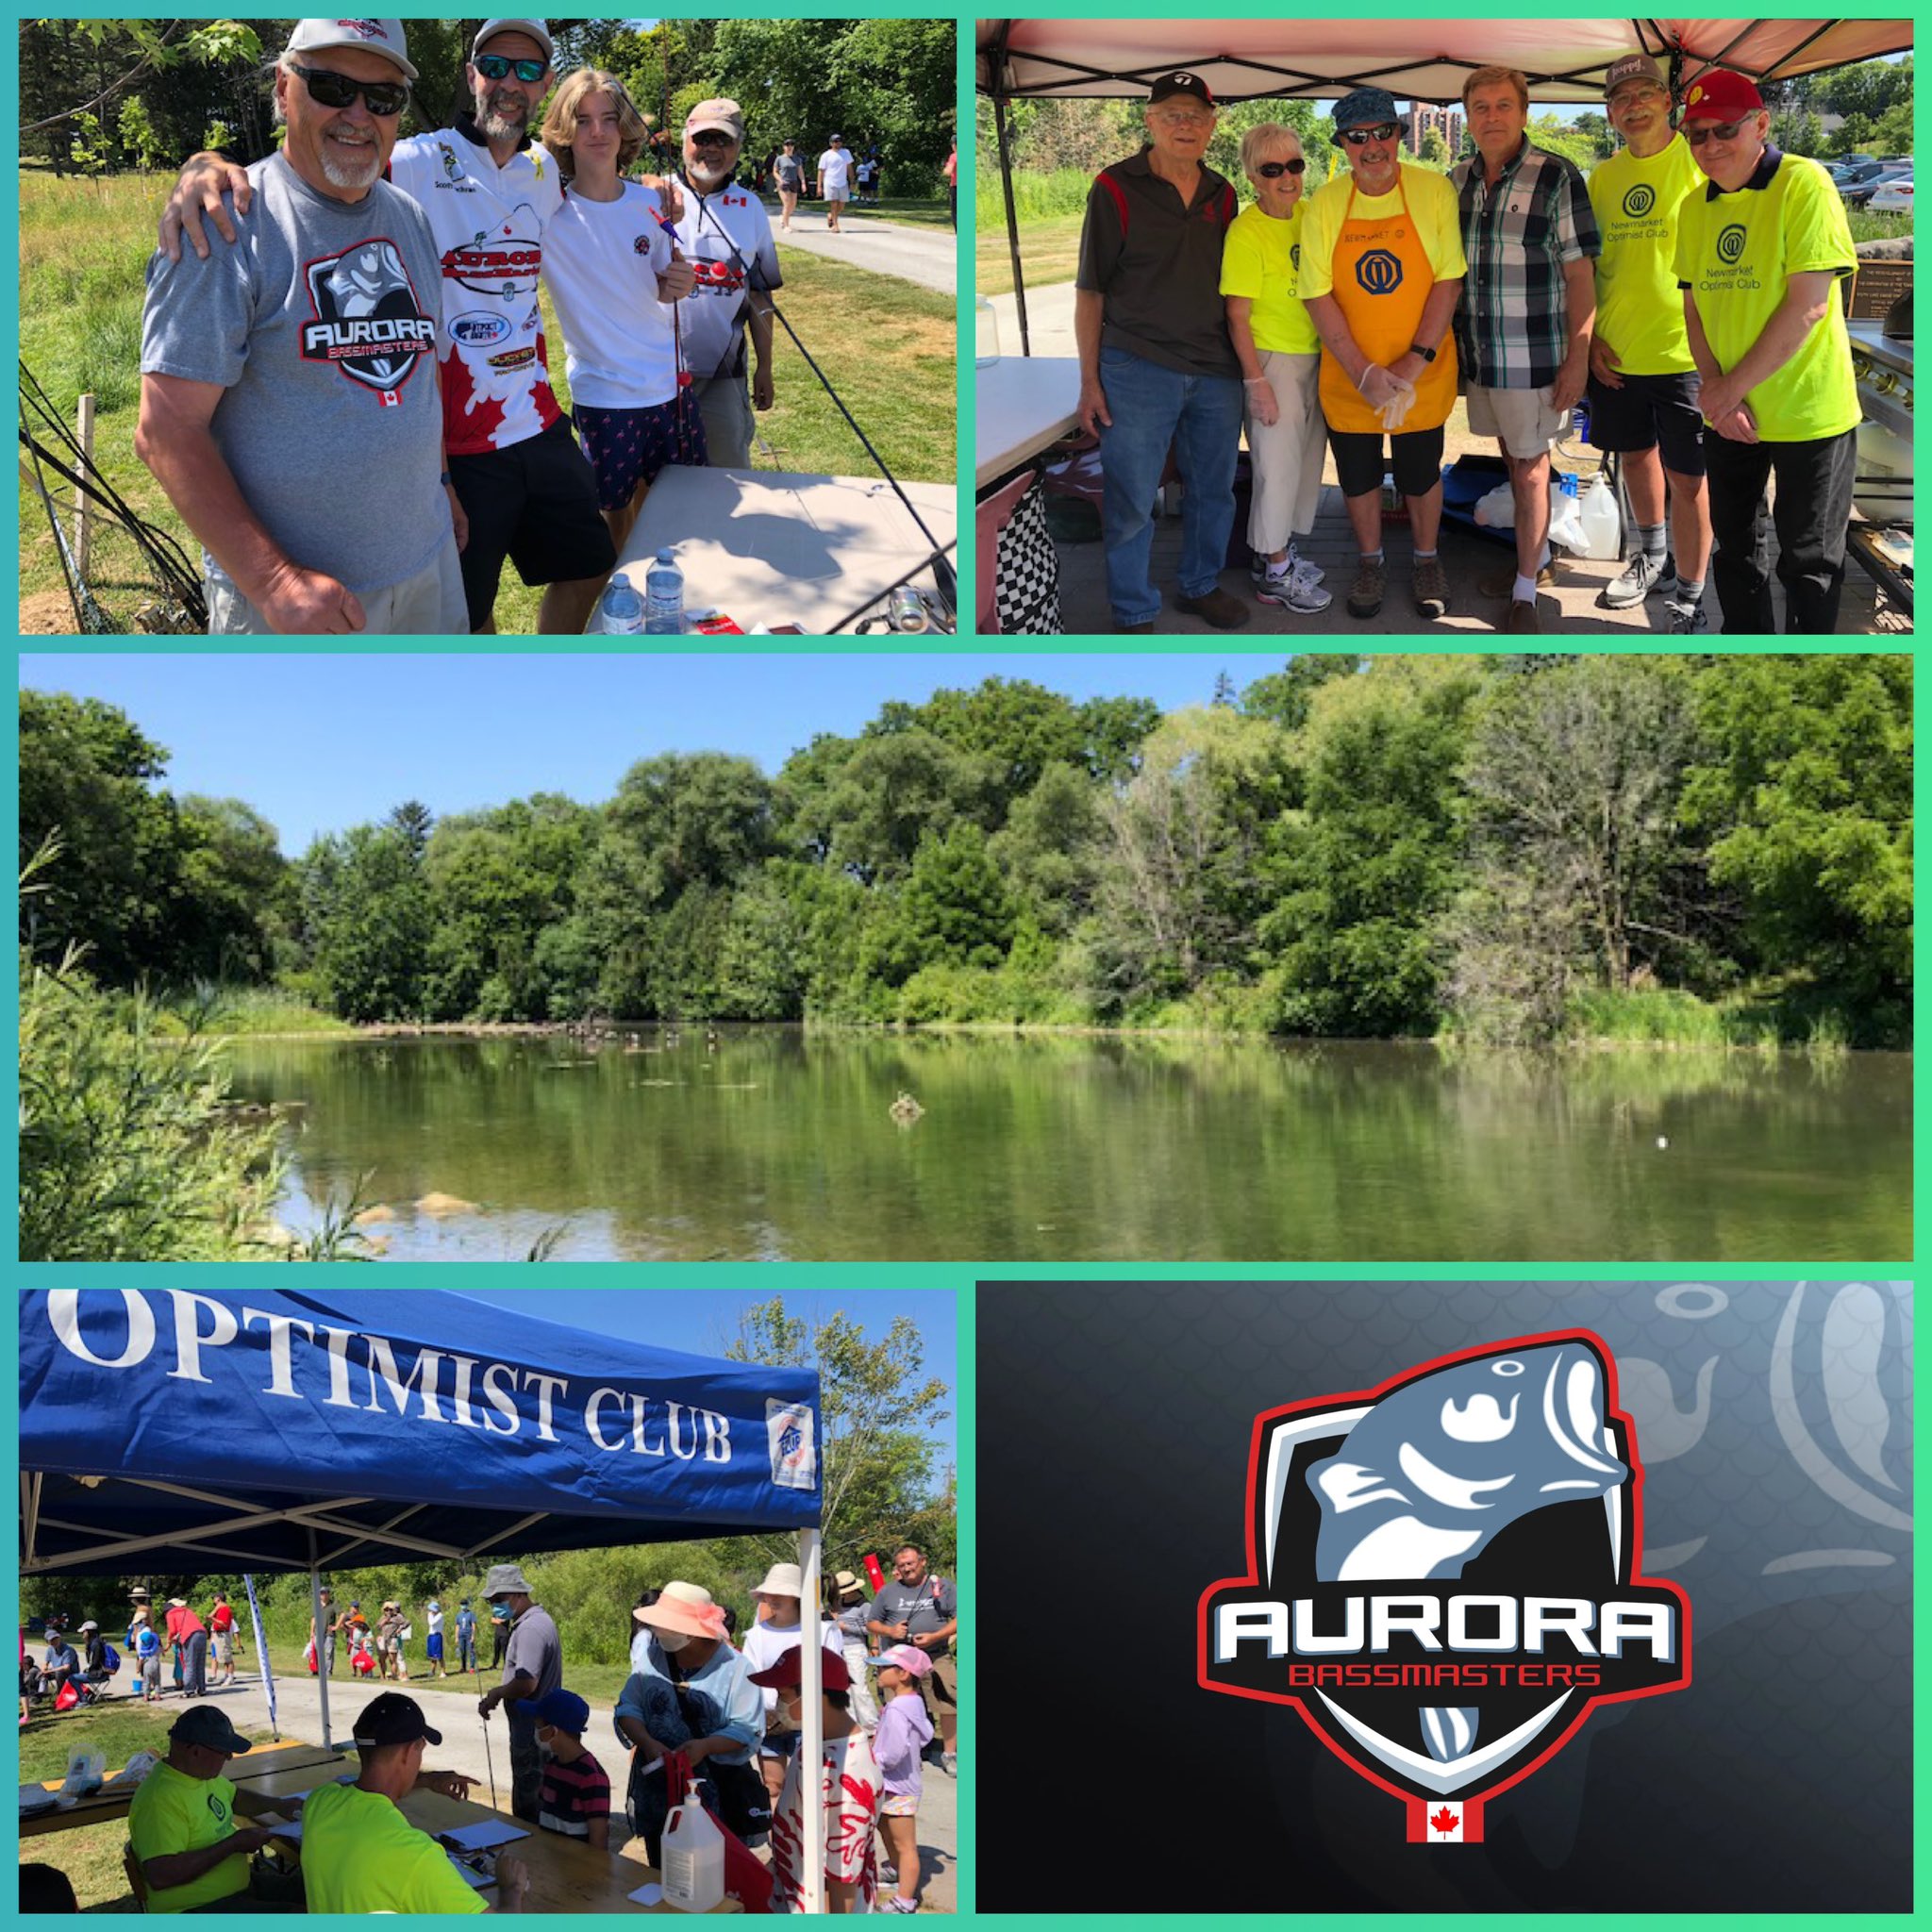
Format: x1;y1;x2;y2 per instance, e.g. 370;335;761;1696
977;1279;1910;1912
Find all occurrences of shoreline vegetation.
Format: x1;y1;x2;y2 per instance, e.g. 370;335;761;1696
20;655;1911;1259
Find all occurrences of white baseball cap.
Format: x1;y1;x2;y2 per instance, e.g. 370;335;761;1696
471;18;554;64
285;20;417;86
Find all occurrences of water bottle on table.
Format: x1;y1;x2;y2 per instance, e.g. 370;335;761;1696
645;549;685;634
592;571;643;634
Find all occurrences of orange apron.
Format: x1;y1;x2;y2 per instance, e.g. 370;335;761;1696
1320;174;1458;435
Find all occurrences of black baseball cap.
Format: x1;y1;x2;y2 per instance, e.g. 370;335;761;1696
353;1691;442;1750
1149;71;1215;108
170;1705;253;1756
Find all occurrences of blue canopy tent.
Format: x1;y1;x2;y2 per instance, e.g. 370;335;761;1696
20;1287;833;1909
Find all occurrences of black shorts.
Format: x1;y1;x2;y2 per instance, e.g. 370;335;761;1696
447;414;617;630
1586;369;1706;477
1329;425;1446;500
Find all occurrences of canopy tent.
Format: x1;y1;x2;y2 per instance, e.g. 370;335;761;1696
21;1287;832;1910
977;17;1914;347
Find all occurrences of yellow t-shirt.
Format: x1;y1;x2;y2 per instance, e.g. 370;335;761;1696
1298;160;1467;300
1588;135;1702;374
300;1782;490;1916
126;1760;249;1914
1673;150;1859;441
1220;201;1320;355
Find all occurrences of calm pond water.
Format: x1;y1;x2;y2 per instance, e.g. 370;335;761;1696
223;1031;1912;1262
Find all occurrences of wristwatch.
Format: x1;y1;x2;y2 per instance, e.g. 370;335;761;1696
1408;343;1438;363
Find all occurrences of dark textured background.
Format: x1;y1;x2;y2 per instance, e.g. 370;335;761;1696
977;1280;1911;1912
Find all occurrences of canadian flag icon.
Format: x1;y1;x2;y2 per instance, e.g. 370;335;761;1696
1407;1797;1481;1842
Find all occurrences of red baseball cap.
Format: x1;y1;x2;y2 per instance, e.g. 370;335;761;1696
1680;70;1765;122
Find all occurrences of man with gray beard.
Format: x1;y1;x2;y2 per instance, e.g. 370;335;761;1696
139;19;461;633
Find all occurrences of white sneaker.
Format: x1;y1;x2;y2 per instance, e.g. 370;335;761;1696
1250;544;1326;587
1256;562;1333;613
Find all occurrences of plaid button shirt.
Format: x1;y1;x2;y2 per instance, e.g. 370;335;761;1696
1452;140;1601;389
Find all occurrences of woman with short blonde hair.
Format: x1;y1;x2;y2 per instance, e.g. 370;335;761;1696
1220;122;1331;612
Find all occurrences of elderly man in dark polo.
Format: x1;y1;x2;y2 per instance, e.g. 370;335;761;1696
1075;69;1248;633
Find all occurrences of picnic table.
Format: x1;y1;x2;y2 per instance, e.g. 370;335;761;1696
21;1740;346;1839
975;355;1081;490
610;465;957;634
256;1765;741;1913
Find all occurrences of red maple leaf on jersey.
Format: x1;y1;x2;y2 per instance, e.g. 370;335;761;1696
1429;1807;1459;1837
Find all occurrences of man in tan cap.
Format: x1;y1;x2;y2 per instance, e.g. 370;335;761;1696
662;95;782;468
475;1564;559;1823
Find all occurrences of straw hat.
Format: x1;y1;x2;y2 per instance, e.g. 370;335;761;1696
635;1580;728;1642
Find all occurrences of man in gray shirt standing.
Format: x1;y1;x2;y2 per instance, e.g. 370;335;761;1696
476;1562;561;1824
137;19;464;634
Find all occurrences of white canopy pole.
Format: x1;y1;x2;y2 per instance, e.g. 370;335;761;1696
799;1526;824;1915
308;1531;332;1752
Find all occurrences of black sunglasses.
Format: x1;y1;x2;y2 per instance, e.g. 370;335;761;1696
1684;117;1753;145
1341;122;1400;145
1256;158;1307;177
291;62;408;117
475;53;546;83
691;129;737;147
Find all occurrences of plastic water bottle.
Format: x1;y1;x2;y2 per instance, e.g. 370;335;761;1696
661;1784;725;1912
593;571;643;634
975;294;1001;369
644;549;684;634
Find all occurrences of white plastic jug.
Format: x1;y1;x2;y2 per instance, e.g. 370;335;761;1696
661;1789;725;1913
1576;475;1623;561
975;294;1002;369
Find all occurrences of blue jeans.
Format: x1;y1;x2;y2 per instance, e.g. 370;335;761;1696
1097;345;1243;625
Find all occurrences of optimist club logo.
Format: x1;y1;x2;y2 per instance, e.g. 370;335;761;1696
1717;223;1748;264
1623;183;1657;218
1356;247;1404;294
1198;1331;1690;1843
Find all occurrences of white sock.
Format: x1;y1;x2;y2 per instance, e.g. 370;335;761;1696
1512;574;1538;603
1414;548;1437;560
1361;549;1384;565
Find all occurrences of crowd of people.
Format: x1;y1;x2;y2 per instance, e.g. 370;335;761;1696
1075;54;1868;635
45;1541;956;1914
138;17;952;637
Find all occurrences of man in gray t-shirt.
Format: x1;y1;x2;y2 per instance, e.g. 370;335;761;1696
137;19;463;635
867;1542;958;1771
476;1562;561;1825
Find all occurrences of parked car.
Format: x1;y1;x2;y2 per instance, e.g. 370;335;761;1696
1844;163;1914;208
1833;159;1887;191
1868;178;1913;213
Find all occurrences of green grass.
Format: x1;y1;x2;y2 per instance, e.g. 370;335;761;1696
144;986;354;1037
19;1698;283;1913
974;210;1083;297
20;170;955;638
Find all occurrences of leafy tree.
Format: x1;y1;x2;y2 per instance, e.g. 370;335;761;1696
817;728;998;885
1260;658;1479;1035
1682;655;1911;1035
1459;657;1707;991
387;799;435;862
723;1297;951;1573
991;761;1107;936
1238;654;1363;734
300;822;433;1022
175;794;288;983
19;691;183;983
1074;692;1163;782
879;823;1016;981
116;93;168;169
1418;125;1450;167
715;873;808;1020
901;676;1091;813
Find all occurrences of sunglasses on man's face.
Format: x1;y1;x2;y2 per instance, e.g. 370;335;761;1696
475;53;546;83
1684;117;1752;145
292;62;408;117
691;129;737;147
1341;122;1400;145
1256;158;1307;177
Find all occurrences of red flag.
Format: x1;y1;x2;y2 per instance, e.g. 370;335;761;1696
862;1554;886;1593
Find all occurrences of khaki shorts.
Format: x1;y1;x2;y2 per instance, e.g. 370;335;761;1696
1466;381;1569;459
207;535;465;637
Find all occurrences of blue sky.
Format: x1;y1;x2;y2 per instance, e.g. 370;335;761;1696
21;652;1275;853
457;1284;958;1469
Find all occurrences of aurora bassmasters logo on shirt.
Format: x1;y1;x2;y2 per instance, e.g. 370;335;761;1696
301;241;435;401
1198;1331;1691;1842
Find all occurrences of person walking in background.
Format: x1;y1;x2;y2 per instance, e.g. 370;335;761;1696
869;1646;936;1915
165;1597;208;1698
816;134;854;231
134;1616;164;1703
208;1591;238;1688
774;138;805;231
454;1598;478;1676
424;1599;447;1679
943;137;957;229
833;1572;879;1732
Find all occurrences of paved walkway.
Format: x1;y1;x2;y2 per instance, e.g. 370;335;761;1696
774;206;958;295
158;1665;958;1912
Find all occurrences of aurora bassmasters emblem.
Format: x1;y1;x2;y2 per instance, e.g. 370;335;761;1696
1199;1331;1691;1842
